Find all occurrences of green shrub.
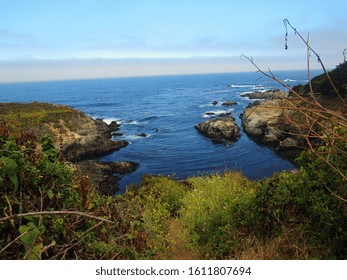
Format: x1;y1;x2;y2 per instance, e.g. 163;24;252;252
0;120;157;259
140;174;189;216
180;172;255;259
253;169;346;259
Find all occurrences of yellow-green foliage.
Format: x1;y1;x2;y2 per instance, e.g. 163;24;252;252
0;102;76;125
137;175;189;254
180;172;255;258
140;174;189;216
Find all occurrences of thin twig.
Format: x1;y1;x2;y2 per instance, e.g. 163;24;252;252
0;227;35;256
283;19;346;106
0;210;113;224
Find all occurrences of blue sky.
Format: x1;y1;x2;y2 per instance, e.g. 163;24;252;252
0;0;346;82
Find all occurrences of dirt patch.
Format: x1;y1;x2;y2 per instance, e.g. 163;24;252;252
160;218;200;260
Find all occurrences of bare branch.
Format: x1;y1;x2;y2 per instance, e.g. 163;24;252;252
0;210;113;224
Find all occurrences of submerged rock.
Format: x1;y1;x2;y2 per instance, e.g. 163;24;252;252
137;133;148;137
195;116;241;143
222;101;238;106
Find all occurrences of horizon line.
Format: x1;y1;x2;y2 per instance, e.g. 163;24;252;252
0;68;324;85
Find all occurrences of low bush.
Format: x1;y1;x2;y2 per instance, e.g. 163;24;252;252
0;120;156;259
180;172;256;259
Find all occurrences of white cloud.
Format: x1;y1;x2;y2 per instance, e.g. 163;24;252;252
0;55;314;83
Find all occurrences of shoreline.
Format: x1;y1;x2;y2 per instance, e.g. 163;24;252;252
0;102;138;194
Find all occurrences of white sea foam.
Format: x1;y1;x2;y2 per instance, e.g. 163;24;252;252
229;84;254;88
239;91;253;95
208;89;233;93
122;134;152;142
102;118;123;125
199;103;218;108
203;109;233;118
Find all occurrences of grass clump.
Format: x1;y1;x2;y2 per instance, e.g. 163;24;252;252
0;102;76;125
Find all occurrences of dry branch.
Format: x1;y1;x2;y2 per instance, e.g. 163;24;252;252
0;210;113;223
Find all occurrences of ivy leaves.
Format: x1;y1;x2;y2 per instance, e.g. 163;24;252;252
0;156;19;191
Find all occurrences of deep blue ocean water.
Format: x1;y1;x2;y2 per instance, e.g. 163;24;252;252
0;70;322;193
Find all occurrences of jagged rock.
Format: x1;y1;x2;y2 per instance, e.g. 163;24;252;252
59;116;128;162
222;101;237;106
75;160;138;195
195;116;241;143
242;99;284;137
137;133;148;137
241;99;304;159
108;120;121;131
205;112;215;116
241;89;289;100
0;102;135;194
212;101;219;105
112;132;124;137
280;137;299;148
62;139;128;162
107;162;139;174
219;112;232;117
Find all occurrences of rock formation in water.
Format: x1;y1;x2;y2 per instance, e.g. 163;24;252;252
241;89;289;100
195;116;241;143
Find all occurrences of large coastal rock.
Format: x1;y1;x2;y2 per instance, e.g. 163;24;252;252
195;116;241;143
241;89;289;100
59;117;128;162
0;102;128;161
241;99;304;159
34;105;127;161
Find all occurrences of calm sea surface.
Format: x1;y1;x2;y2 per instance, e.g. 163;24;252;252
0;70;322;193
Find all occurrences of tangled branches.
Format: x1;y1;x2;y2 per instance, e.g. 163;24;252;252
242;19;347;202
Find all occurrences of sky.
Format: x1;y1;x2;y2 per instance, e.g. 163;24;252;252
0;0;346;83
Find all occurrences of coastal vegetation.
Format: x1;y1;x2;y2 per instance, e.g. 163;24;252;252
0;120;345;259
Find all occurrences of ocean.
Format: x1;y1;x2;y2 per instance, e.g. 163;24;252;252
0;70;322;193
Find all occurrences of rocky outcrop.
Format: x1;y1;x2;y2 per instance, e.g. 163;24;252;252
75;161;138;195
222;101;238;106
195;116;241;143
59;117;128;162
241;89;289;100
0;102;136;193
241;99;304;159
136;133;148;137
39;109;127;162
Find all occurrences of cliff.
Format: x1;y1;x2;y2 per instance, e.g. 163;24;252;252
241;99;305;160
0;102;135;193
